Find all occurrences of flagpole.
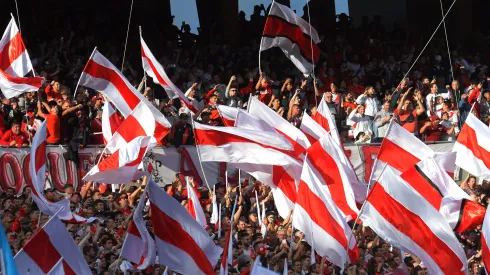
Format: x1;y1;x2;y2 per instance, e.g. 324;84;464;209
394;0;457;90
11;2;21;33
305;0;318;108
74;47;98;97
121;0;134;71
190;119;211;189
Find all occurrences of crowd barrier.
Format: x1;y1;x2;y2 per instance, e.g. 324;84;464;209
0;142;458;193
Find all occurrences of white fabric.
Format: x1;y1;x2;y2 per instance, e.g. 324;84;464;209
316;99;341;145
481;205;490;274
217;105;238;125
101;101;118;143
0;70;43;99
148;179;222;275
267;2;320;43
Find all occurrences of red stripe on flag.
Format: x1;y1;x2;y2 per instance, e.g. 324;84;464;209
0;32;27;71
62;260;76;275
155;121;170;143
263;16;320;63
187;197;197;219
34;140;47;174
126;146;147;167
0;69;42;86
150;203;214;274
300;129;317;145
296;180;348;249
109;111;122;135
127;220;142;239
274;129;306;160
141;48;169;87
116;114;147;142
221;117;235;127
377;138;420;172
367;183;465;274
400;166;442;210
83;59;141;110
23;229;62;273
273;166;297;204
312;112;331;132
98;150;120;172
307;142;357;219
482;234;490;274
195;128;291;154
457;123;490;171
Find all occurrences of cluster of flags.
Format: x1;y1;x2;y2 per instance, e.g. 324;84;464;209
2;2;490;274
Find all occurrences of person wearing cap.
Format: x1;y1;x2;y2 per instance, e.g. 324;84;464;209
420;115;454;142
0;120;29;147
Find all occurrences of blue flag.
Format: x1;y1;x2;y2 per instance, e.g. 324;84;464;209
0;225;18;275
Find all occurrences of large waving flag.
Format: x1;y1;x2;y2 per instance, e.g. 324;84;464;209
148;178;222;275
0;222;18;274
78;49;170;142
140;35;198;113
360;167;467;274
84;101;154;184
120;184;156;272
0;17;42;98
293;154;358;270
260;2;320;75
29;120;97;224
101;101;123;144
14;215;91;274
481;205;490;274
453;113;490;178
401;158;486;232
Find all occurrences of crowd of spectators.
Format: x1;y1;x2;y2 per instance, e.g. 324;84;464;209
1;4;490;275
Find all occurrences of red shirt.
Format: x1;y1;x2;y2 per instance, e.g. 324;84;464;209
45;85;62;102
90;119;104;144
348;84;365;97
257;85;272;104
424;125;446;142
394;109;419;134
0;130;29;146
46;114;61;144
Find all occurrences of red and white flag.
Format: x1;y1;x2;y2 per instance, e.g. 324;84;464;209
481;205;490;274
78;49;170;142
400;158;486;232
140;35;198;113
83;101;155;184
28;120;97;224
0;17;42;98
217;105;238;127
148;178;222;275
301;113;366;207
261;2;320;75
235;108;291;145
0;17;33;77
292;155;358;270
248;97;310;157
373;122;455;181
186;177;207;227
194;121;297;166
313;99;341;145
453;113;490;178
120;185;156;272
360;167;468;274
102;101;123;144
14;215;92;274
